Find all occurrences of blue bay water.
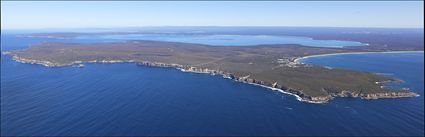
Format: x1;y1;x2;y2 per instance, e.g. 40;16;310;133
1;34;423;136
301;52;425;92
76;34;365;47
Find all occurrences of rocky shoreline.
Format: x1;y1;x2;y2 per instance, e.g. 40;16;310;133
4;52;138;67
3;52;419;103
139;61;332;103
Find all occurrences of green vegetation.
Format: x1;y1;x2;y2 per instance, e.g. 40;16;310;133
4;40;419;103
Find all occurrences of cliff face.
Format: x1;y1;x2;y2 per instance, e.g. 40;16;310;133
9;55;65;67
360;92;419;99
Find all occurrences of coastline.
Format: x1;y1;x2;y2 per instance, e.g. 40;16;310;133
0;52;335;103
294;51;425;64
2;50;421;104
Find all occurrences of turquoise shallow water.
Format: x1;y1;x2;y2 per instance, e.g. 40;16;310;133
76;34;365;47
1;34;423;136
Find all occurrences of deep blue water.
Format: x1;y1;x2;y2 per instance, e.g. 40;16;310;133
1;34;424;136
76;34;365;47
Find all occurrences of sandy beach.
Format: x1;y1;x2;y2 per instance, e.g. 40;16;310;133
294;51;424;64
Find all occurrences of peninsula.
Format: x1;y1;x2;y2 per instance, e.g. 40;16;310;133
3;40;420;103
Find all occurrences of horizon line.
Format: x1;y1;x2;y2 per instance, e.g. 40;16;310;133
2;25;424;30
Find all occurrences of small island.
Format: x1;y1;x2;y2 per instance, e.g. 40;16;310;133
3;40;420;103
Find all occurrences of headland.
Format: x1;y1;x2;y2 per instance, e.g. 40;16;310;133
3;40;420;103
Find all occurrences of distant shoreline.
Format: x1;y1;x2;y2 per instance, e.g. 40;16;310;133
294;51;424;64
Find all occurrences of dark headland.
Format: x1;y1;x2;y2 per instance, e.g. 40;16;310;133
3;39;421;103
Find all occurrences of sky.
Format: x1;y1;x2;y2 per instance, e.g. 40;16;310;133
1;1;424;29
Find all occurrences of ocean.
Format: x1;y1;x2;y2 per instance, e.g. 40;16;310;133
1;34;423;136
